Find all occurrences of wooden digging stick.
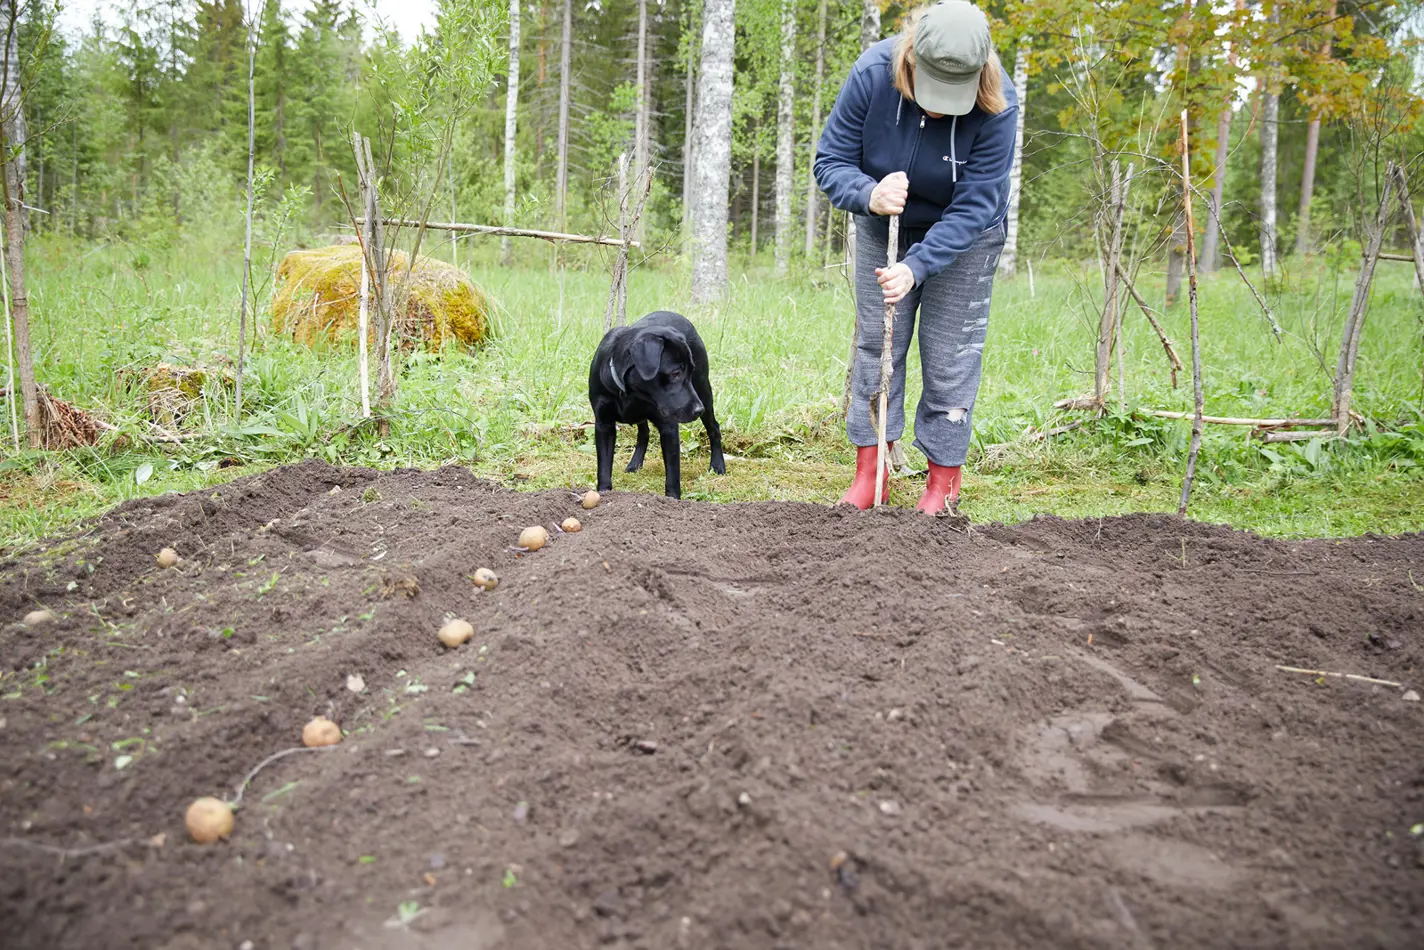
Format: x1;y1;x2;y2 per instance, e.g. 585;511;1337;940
873;215;900;509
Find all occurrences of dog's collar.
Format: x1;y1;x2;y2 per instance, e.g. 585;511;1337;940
609;358;625;392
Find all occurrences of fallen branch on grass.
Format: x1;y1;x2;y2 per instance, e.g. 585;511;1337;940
1275;665;1402;688
1144;411;1334;428
1025;419;1086;442
1256;430;1338;444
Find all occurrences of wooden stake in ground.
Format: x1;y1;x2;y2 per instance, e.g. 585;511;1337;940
603;155;653;333
612;153;630;329
448;152;459;269
357;227;371;419
1093;161;1129;410
1333;165;1394;435
351;134;394;429
1178;110;1205;517
234;13;257;417
600;156;652;334
873;216;899;509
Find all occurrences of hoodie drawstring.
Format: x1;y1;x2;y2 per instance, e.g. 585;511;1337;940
950;115;959;184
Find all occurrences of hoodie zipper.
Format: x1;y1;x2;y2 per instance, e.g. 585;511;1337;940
906;112;926;186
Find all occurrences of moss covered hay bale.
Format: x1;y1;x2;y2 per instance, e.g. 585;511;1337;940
144;362;234;428
271;245;493;350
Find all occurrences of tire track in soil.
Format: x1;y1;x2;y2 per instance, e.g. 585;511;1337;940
0;459;1421;950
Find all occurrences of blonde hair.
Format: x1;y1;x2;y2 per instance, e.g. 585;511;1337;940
891;6;1007;115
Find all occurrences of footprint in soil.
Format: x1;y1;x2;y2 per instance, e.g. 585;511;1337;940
1011;696;1250;837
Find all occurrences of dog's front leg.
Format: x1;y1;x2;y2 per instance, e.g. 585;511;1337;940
657;422;682;499
594;416;618;492
626;420;650;472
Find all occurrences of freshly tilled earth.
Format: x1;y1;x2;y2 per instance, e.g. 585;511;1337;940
1;460;1422;949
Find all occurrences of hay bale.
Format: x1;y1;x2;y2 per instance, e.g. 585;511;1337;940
271;245;492;350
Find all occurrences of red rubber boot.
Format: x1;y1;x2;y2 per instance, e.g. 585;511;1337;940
915;462;962;515
839;444;892;510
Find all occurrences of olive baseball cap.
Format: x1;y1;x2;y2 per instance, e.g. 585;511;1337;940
912;1;992;116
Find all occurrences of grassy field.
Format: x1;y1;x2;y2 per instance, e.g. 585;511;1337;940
2;231;1422;550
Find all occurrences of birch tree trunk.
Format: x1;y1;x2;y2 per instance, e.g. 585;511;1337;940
1297;118;1320;257
236;18;257;417
774;0;795;276
682;6;698;237
750;143;759;258
1259;8;1281;283
1202;106;1232;272
860;0;879;50
1259;87;1279;280
1202;0;1244;273
688;0;735;304
1;9;36;447
999;42;1029;278
1296;0;1336;258
847;0;879;278
634;0;650;245
555;0;571;232
804;0;826;257
1332;170;1393;432
500;0;521;266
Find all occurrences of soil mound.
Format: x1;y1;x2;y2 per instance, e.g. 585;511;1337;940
2;461;1421;949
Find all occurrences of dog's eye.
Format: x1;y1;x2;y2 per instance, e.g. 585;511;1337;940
667;368;684;381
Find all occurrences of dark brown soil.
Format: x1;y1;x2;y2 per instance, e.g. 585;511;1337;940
2;460;1422;950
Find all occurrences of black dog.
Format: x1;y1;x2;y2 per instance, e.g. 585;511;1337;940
588;310;726;499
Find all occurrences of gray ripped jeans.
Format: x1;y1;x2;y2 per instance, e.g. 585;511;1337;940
848;216;1006;468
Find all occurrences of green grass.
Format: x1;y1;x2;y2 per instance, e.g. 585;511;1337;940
3;231;1422;551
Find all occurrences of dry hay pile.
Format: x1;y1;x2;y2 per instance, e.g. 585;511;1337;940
271;245;492;350
0;386;107;449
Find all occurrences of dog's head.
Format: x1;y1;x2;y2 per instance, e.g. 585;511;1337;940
609;327;703;424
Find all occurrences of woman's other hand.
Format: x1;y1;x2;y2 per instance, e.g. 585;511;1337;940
868;171;908;216
875;262;915;305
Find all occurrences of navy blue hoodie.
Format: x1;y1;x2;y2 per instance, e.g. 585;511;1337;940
814;37;1018;287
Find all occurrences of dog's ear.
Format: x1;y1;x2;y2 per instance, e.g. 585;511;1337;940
628;334;664;383
663;330;696;371
609;333;664;391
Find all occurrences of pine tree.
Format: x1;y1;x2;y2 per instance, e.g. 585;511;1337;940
254;0;290;182
114;9;163;214
287;0;348;218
